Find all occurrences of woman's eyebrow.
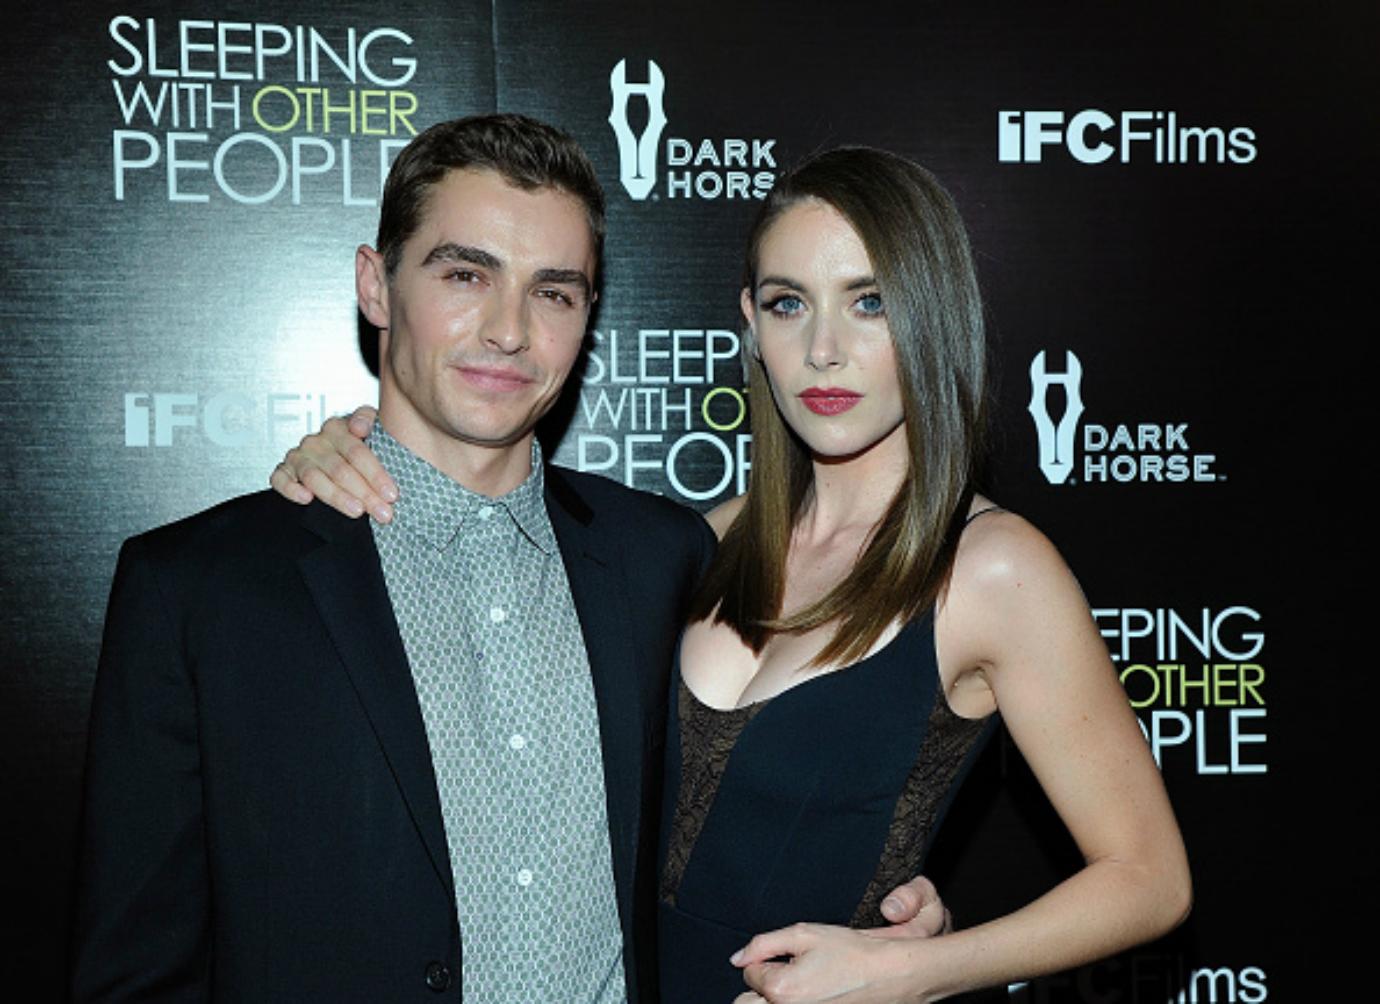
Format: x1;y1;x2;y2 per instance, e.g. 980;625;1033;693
755;273;877;291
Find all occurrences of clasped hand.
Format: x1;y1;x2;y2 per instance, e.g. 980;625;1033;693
729;878;949;1004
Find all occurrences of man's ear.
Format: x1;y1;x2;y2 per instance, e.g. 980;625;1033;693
356;245;391;330
739;286;760;358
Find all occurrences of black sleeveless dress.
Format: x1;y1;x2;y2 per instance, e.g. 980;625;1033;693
657;612;996;1002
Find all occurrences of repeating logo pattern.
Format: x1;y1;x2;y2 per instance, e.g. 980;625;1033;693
1028;350;1222;486
608;59;667;200
605;58;777;200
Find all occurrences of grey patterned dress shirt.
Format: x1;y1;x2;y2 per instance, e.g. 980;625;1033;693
368;423;625;1003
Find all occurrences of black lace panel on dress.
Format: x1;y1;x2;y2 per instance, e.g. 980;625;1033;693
660;659;991;926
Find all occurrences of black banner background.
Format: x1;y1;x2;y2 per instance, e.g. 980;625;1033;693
2;2;1372;998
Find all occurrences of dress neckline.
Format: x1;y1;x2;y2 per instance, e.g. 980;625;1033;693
679;614;928;714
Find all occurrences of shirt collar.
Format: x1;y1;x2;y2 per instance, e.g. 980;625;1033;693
367;421;556;555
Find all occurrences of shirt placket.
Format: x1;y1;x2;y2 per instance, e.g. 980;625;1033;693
469;506;548;945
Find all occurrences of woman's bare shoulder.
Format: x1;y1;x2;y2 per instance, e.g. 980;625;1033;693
941;496;1101;697
952;497;1075;610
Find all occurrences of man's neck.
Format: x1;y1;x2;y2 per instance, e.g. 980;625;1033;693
376;409;536;499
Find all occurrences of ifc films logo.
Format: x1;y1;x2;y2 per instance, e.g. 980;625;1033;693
998;109;1257;165
1028;351;1221;485
608;59;777;201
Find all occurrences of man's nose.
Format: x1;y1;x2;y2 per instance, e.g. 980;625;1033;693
482;291;530;354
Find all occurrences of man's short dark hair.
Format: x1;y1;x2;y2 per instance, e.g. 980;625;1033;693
376;113;606;275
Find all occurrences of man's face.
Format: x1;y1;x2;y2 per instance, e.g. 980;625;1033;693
360;167;597;476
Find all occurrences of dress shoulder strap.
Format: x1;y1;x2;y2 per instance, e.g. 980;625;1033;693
963;504;1005;527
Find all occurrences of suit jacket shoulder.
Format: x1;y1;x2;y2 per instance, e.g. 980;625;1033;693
115;490;372;612
544;464;716;576
127;489;359;566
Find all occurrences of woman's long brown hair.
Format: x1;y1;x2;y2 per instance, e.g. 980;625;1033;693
687;147;990;667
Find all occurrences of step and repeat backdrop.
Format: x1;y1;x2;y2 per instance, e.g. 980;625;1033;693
2;1;1370;999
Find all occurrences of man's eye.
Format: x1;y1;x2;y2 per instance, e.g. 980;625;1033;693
537;288;576;307
446;269;481;283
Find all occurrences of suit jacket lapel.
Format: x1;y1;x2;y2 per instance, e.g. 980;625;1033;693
294;503;454;899
545;470;645;920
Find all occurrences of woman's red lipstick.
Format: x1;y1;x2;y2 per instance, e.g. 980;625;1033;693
799;387;862;415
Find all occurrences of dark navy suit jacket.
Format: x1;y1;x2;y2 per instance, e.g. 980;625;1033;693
72;466;714;1002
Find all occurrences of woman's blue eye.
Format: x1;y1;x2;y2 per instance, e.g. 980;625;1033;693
763;294;804;316
856;292;884;316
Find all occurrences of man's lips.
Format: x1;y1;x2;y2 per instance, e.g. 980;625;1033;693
798;387;862;415
452;364;536;392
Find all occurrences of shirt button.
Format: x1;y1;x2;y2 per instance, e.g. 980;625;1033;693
477;505;495;521
508;734;527;751
516;868;534;887
489;606;506;624
424;961;451;991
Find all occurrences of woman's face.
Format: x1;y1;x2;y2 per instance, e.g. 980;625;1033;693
742;198;906;463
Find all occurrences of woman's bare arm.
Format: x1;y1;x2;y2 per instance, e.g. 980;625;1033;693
733;513;1190;1003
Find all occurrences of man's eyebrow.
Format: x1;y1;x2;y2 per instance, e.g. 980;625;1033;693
533;268;592;298
419;246;590;297
420;243;503;270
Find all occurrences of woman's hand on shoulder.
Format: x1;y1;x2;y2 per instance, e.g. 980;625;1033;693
269;404;397;522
